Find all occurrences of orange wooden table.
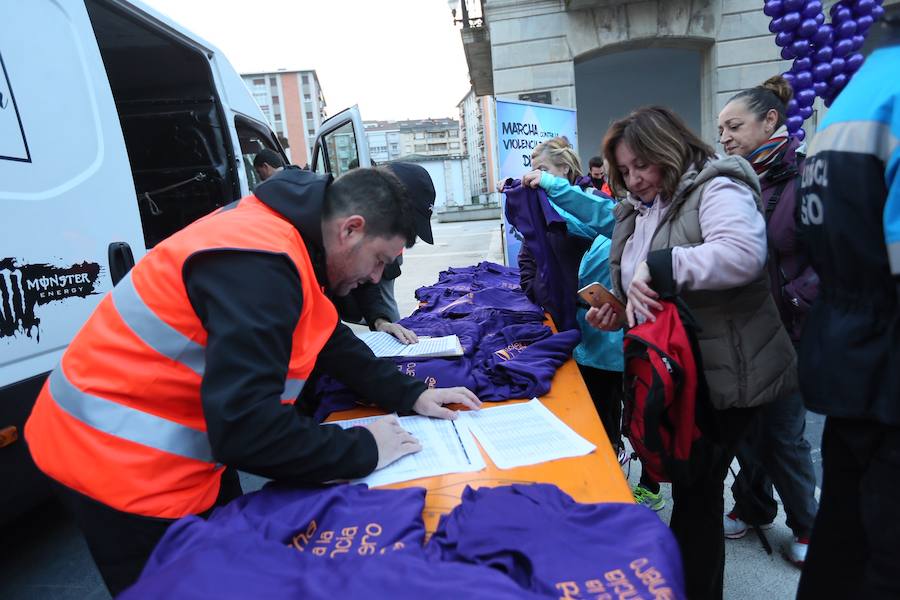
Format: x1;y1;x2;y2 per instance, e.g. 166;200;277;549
328;356;633;534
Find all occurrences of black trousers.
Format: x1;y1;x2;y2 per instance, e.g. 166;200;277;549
797;417;900;599
577;364;623;448
54;469;243;596
670;406;758;600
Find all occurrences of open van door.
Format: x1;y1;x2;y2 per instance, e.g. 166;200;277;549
311;105;370;176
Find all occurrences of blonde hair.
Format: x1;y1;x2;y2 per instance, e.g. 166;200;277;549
531;136;582;185
603;106;714;200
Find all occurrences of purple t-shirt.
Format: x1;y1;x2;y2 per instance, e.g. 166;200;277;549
426;484;686;599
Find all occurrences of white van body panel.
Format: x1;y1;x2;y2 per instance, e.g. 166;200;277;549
0;0;144;382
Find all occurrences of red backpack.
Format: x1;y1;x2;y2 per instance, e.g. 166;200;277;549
622;298;711;484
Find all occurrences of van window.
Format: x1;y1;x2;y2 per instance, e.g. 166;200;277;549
323;121;360;177
85;0;239;248
235;116;283;191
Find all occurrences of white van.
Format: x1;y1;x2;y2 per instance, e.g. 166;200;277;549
0;0;285;522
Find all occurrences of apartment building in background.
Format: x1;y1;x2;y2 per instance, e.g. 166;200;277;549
241;69;327;167
457;88;497;204
363;118;462;162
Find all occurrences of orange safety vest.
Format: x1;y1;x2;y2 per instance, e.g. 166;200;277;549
25;196;337;519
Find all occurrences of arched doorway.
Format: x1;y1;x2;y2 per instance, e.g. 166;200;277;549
574;45;706;165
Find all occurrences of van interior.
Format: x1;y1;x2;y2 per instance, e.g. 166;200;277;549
85;0;248;248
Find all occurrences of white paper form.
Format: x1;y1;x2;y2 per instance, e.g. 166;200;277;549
357;332;463;358
328;414;485;487
458;399;596;469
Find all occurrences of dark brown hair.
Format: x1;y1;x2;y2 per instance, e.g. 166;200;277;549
726;75;793;128
602;106;715;200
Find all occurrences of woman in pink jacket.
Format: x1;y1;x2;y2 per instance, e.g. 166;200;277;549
588;106;795;600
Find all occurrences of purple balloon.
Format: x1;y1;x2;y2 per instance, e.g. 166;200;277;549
834;6;853;24
781;45;797;60
846;52;865;73
786;115;804;132
802;0;823;19
872;5;885;19
812;62;833;81
782;11;802;30
831;56;846;74
813;81;829;96
770;16;785;33
764;0;785;17
798;17;819;37
815;11;825;25
793;56;813;72
854;0;875;16
799;105;814;120
830;73;849;90
794;70;814;89
813;24;834;45
814;45;833;63
836;19;857;38
792;39;812;56
857;15;875;33
786;98;799;115
834;38;854;57
776;30;795;47
797;88;817;107
784;0;803;11
783;72;797;88
796;128;806;142
851;34;866;50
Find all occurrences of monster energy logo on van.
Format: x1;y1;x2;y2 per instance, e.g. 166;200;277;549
0;51;31;162
0;258;102;340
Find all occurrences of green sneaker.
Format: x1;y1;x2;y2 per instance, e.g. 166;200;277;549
633;484;665;511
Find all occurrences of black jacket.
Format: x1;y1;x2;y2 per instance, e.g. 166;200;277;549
183;168;426;482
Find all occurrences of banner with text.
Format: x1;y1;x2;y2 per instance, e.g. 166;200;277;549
494;98;577;266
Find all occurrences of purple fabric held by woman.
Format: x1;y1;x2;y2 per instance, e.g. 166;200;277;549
503;181;588;332
426;484;686;599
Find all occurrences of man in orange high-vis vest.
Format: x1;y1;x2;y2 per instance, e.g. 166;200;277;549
25;166;481;595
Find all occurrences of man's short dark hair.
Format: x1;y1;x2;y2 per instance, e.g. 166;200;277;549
323;168;417;247
588;155;604;169
253;148;284;169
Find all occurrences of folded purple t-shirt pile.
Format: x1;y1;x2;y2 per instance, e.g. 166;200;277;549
313;261;580;421
427;484;686;599
121;483;546;599
121;483;685;599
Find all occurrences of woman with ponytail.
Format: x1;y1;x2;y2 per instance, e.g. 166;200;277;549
717;75;819;567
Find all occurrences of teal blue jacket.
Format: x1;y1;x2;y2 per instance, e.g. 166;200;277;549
539;173;623;372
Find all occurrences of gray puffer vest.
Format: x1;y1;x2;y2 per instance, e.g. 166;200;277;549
610;156;797;410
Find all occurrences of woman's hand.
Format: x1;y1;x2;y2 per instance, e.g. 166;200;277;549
521;170;543;189
586;303;624;331
625;261;663;327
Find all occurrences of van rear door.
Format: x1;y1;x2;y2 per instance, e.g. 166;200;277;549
0;0;144;383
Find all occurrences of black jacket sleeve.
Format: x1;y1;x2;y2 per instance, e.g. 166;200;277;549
314;321;427;413
184;250;378;482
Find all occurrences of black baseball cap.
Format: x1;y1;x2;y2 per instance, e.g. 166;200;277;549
386;162;435;245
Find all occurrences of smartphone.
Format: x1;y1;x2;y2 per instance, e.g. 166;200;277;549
578;282;626;323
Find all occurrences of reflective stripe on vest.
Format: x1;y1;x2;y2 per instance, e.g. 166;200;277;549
112;270;306;403
49;366;215;463
112;271;206;377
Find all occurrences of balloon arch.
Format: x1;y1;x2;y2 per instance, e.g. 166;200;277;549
764;0;886;140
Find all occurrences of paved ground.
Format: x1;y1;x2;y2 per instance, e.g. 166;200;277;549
0;218;820;599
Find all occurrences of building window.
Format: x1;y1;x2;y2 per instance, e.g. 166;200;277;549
306;111;313;120
304;94;311;101
302;74;309;84
271;96;279;105
252;78;265;85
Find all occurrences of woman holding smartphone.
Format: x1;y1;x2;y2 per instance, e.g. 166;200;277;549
587;106;795;600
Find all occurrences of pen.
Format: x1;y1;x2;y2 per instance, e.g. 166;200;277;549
451;420;471;465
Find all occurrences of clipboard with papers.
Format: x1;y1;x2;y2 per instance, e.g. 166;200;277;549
358;331;464;359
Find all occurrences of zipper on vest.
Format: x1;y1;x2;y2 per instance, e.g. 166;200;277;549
727;319;747;405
